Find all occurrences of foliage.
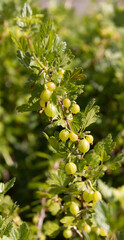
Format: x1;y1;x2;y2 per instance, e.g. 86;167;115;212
0;0;124;239
11;2;124;239
0;178;29;240
51;0;124;153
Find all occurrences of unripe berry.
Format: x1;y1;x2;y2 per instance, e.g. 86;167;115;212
100;228;107;236
86;135;94;144
83;224;91;233
72;104;80;114
63;229;72;239
65;162;77;175
46;82;56;91
69;202;79;215
78;139;90;153
58;68;65;77
69;132;78;142
44;103;56;117
39;99;45;108
59;129;69;141
63;98;71;108
40;89;52;102
93;191;102;202
92;227;100;235
83;191;94;202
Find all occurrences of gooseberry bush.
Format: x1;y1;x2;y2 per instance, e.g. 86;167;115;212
11;3;124;240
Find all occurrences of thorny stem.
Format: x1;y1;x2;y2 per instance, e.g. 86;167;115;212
72;226;84;239
37;198;46;240
27;36;48;71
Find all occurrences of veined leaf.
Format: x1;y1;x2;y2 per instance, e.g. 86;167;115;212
60;216;75;227
4;178;16;194
43;221;60;238
104;134;116;154
19;223;29;240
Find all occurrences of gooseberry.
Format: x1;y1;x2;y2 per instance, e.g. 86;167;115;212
58;68;65;77
63;98;71;108
39;99;45;108
65;162;77;175
44;103;56;117
59;129;69;141
46;82;56;91
78;139;90;153
63;229;72;239
100;228;107;237
71;104;80;114
86;135;94;144
93;191;102;202
69;202;79;215
40;89;52;102
83;224;91;233
83;191;94;202
69;132;78;142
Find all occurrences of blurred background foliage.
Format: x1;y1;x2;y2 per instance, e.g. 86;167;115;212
0;0;124;238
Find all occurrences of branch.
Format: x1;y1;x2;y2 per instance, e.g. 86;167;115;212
72;226;84;239
37;198;46;239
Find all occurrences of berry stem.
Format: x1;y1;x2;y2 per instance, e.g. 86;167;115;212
58;99;72;130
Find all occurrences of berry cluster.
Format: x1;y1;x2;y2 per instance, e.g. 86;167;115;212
39;69;105;239
62;189;105;239
40;82;57;117
39;69;80;121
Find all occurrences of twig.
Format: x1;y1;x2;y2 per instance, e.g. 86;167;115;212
73;226;84;239
37;198;46;239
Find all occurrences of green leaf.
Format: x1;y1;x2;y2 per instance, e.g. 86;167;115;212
19;223;29;240
46;120;67;130
11;33;22;50
107;162;121;170
22;3;32;18
60;216;75;227
82;99;99;129
46;30;55;52
94;142;104;155
43;221;60;238
10;229;19;240
95;201;110;232
17;50;32;69
71;112;83;133
47;169;71;187
98;180;113;199
36;191;51;199
0;183;4;193
104;134;116;154
48;136;59;151
3;222;13;237
65;82;84;101
70;68;86;83
17;100;40;112
4;178;16;194
19;36;28;52
84;98;96;116
85;151;100;167
49;202;60;216
54;34;66;53
100;150;110;162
